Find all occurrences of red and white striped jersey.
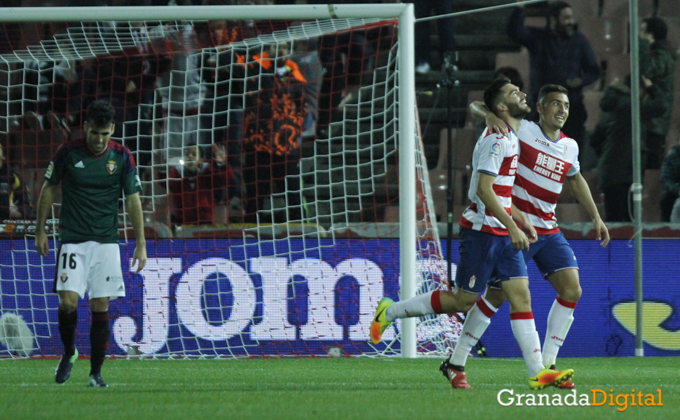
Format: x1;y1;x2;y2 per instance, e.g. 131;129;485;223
513;120;580;234
460;126;519;235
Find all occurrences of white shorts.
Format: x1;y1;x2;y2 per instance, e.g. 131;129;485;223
53;241;125;300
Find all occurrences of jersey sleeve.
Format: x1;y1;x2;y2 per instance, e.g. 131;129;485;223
44;144;70;185
566;141;581;176
476;132;508;177
122;151;142;196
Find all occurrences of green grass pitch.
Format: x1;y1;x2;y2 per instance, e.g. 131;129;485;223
1;357;677;420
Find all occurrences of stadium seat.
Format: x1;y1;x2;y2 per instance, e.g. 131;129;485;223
666;127;680;156
603;54;630;86
601;0;655;17
523;16;547;29
569;0;600;19
583;90;605;131
464;90;484;129
8;129;65;168
643;169;662;222
435;128;477;171
119;225;165;240
658;1;680;16
428;168;470;223
580;170;603;203
667;18;680;57
555;202;606;223
495;48;530;95
382;205;399;222
557;181;577;203
578;16;627;57
213;203;228;225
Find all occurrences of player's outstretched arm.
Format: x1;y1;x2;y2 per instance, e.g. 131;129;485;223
35;181;56;257
477;173;530;250
469;101;508;136
125;192;147;274
567;173;610;247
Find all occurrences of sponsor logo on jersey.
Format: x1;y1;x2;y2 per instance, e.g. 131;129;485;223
46;162;54;179
107;160;117;174
75;161;85;168
533;152;566;182
490;142;501;157
535;138;550;147
60;272;68;283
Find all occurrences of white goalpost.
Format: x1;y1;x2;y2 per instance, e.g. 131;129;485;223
0;4;459;359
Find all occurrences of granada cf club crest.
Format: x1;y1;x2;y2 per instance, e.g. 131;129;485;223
468;275;477;289
60;273;68;283
107;160;117;174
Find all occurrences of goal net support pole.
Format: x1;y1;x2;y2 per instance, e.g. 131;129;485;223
396;4;417;359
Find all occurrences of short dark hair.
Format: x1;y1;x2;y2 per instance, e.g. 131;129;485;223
643;17;668;41
483;76;512;115
538;84;569;103
85;100;115;127
548;1;572;20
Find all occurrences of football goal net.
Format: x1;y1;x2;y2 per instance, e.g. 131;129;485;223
0;4;460;359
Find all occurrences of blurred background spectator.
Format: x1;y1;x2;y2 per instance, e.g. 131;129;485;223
0;141;30;220
660;145;680;222
590;75;664;222
164;144;230;225
411;0;457;74
639;17;677;170
507;1;600;159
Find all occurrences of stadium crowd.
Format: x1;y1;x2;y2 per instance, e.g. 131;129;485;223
0;0;677;228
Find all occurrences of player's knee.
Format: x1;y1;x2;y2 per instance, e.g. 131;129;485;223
506;290;531;312
484;288;506;308
459;293;478;312
560;284;582;303
450;288;477;312
90;298;110;313
460;300;475;312
59;300;78;314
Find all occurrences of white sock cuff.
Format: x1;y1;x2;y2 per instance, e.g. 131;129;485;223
478;296;499;314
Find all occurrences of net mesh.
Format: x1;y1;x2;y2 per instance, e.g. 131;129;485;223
0;15;459;358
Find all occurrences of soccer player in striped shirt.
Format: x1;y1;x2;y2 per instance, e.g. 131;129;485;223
446;84;610;389
371;77;574;390
35;100;147;387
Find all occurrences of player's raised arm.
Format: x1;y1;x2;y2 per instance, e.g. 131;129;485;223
469;100;508;136
35;181;57;257
566;173;610;247
125;192;147;273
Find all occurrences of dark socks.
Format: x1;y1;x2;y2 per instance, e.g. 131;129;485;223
445;356;465;372
58;307;77;356
90;311;110;376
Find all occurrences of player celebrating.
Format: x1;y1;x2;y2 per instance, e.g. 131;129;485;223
371;77;574;390
442;84;609;389
35;100;147;387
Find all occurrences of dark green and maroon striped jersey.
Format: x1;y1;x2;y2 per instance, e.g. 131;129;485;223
45;139;141;243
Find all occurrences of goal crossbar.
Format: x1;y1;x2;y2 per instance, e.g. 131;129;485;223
0;5;408;22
